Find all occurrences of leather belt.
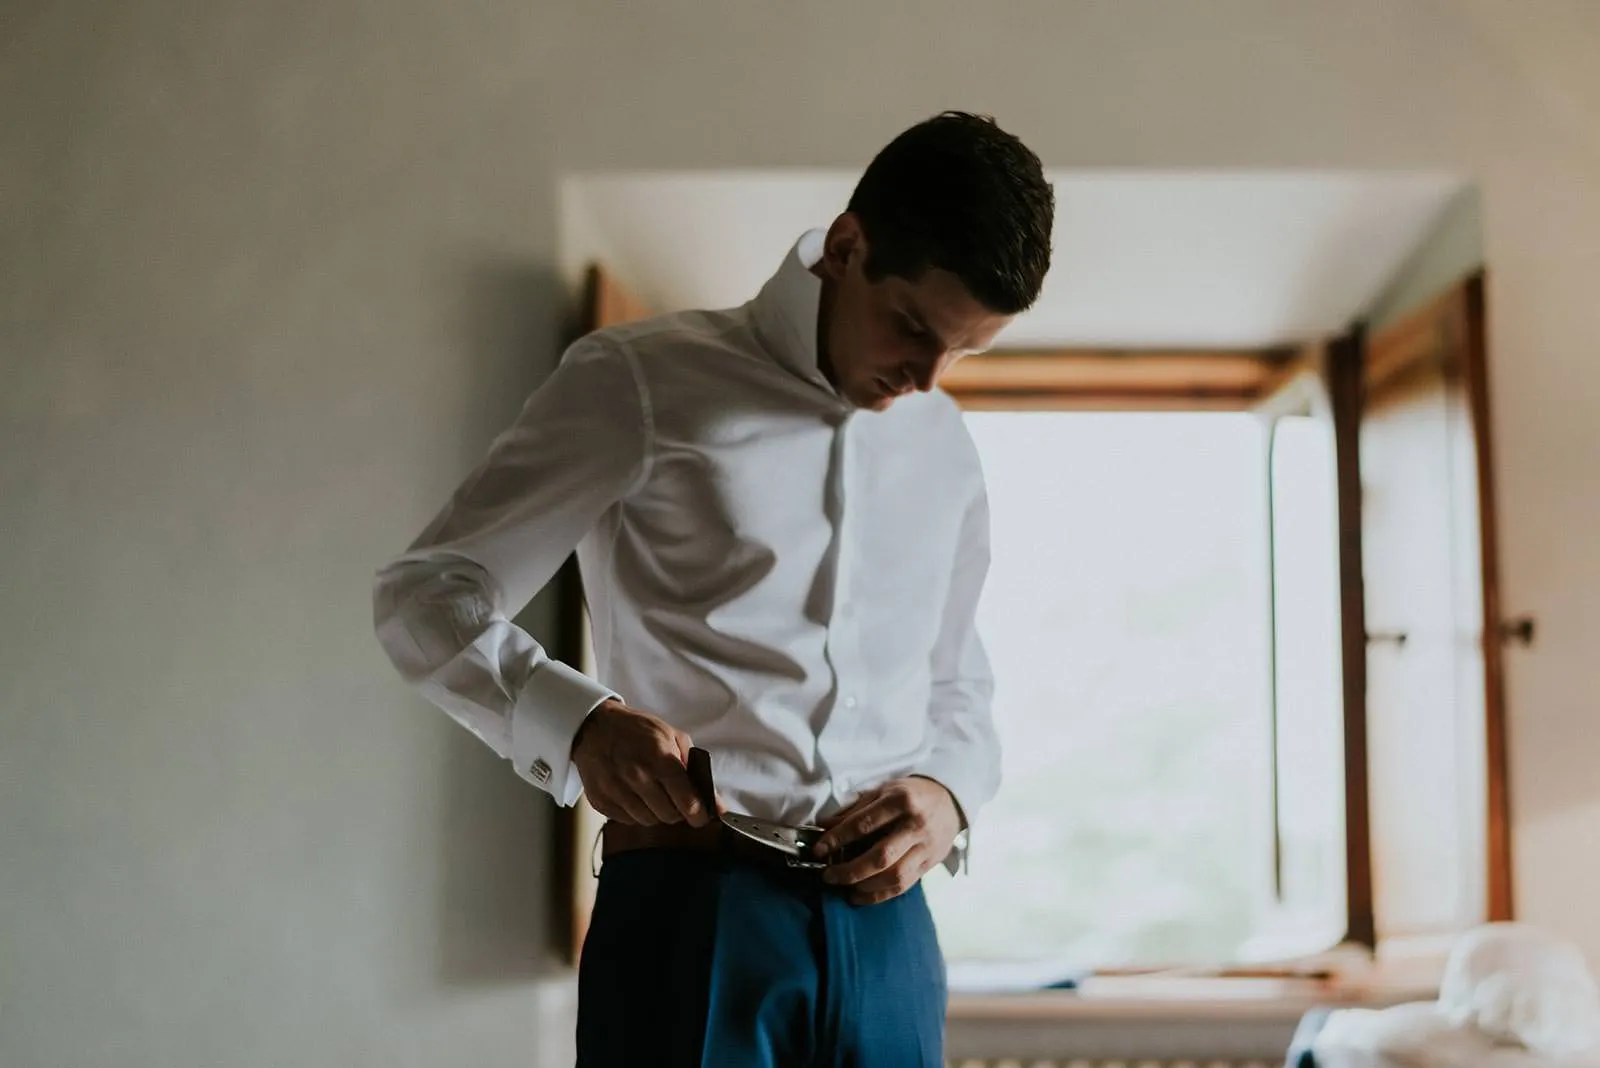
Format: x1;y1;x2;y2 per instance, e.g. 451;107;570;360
598;748;865;874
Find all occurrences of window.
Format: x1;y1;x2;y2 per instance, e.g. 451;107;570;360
1265;410;1348;954
923;398;1345;986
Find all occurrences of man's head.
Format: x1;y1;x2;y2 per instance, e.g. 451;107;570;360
814;111;1054;410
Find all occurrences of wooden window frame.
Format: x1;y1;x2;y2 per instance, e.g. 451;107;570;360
944;343;1374;953
938;348;1301;412
938;307;1511;959
1327;325;1377;948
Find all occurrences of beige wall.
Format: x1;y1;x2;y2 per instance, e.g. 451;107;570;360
4;3;1599;1066
1368;186;1486;328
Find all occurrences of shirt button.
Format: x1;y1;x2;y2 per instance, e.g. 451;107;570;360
842;695;858;709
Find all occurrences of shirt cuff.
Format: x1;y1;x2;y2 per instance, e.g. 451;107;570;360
509;658;617;806
912;758;977;877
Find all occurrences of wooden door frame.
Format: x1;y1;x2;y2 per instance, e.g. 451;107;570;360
548;265;652;966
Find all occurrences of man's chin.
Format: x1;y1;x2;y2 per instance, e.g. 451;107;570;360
850;383;899;411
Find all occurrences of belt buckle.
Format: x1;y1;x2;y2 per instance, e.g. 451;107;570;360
720;812;831;870
686;747;836;871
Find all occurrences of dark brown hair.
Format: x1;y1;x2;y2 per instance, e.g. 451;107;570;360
848;111;1054;314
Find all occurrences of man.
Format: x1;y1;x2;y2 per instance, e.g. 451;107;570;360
374;111;1054;1066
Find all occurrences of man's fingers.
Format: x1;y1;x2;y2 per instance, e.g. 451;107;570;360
823;826;915;887
848;848;931;906
630;773;686;824
813;794;904;857
820;792;874;829
588;780;655;825
671;728;695;763
583;782;622;821
658;763;711;827
614;790;658;826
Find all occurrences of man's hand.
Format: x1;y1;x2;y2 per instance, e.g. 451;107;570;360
810;776;963;906
570;699;719;827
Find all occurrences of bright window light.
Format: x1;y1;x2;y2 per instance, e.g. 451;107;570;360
924;410;1343;989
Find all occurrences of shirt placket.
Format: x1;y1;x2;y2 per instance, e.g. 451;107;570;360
819;412;869;802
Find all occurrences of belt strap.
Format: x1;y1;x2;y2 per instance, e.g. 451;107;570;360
686;746;718;813
600;818;725;857
599;748;841;872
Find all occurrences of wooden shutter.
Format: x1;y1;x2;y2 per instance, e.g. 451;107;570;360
1359;271;1512;942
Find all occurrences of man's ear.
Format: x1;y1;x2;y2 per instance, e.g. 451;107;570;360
820;213;866;280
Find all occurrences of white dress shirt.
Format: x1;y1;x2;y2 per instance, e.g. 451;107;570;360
373;230;1000;870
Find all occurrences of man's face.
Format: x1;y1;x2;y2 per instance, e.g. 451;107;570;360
815;215;1013;412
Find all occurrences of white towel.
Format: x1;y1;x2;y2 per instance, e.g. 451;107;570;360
1312;923;1600;1068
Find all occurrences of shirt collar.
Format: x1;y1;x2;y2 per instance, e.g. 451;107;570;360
750;229;848;402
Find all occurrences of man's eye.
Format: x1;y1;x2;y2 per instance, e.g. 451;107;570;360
898;315;927;338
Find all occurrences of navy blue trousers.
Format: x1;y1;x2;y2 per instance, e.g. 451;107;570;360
576;849;947;1067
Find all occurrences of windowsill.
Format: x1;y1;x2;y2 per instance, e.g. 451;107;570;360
948;960;1443;1023
947;936;1452;1023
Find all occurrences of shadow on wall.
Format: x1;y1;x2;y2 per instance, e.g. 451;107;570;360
433;256;578;470
434;722;560;985
428;256;577;986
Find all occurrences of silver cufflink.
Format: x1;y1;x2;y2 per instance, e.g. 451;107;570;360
529;758;552;785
